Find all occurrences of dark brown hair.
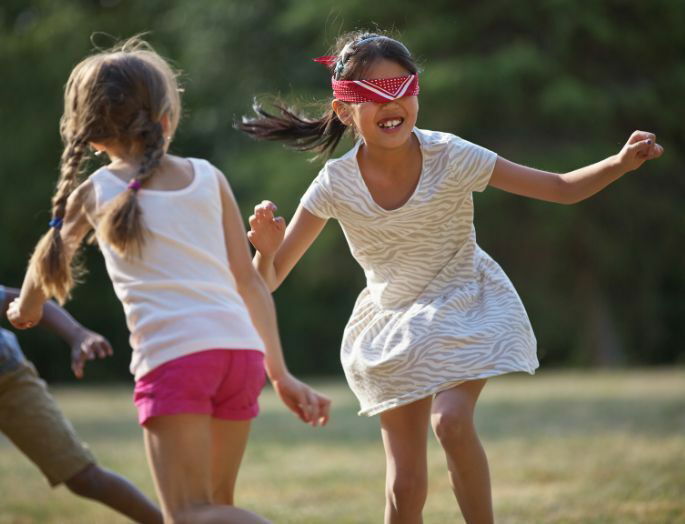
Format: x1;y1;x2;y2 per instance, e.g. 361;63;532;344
30;36;181;303
237;31;418;159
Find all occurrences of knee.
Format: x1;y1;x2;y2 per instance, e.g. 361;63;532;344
431;408;475;446
386;471;427;510
65;463;102;499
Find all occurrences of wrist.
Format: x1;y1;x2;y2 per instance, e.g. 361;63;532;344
65;324;88;346
607;153;628;177
256;251;276;265
266;364;289;383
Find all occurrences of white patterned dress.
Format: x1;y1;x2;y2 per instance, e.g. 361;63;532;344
301;128;538;416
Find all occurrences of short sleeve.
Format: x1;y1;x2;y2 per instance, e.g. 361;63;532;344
300;168;336;220
450;137;497;193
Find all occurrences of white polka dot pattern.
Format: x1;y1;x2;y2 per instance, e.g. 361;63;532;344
332;74;420;104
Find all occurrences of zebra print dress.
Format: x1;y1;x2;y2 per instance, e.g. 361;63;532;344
301;128;538;416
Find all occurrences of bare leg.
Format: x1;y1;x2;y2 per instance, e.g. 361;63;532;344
431;380;493;524
143;414;269;524
65;463;162;523
210;418;251;505
379;396;432;524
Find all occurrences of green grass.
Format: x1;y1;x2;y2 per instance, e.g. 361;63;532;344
1;369;684;523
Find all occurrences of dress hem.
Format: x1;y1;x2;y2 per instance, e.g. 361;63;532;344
357;366;538;417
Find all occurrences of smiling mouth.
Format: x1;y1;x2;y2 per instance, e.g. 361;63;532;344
378;117;404;129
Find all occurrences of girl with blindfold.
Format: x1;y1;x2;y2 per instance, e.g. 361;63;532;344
239;31;663;523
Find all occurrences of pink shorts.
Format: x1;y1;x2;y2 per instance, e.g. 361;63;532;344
133;349;266;426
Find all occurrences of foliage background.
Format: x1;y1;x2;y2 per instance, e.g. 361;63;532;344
1;0;683;382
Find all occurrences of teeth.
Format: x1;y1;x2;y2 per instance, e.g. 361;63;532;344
379;119;402;129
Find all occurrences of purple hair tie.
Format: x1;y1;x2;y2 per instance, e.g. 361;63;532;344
128;179;142;191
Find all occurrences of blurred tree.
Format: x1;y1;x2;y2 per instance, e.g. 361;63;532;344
1;0;683;381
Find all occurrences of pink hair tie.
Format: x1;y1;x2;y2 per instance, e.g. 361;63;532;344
128;179;142;191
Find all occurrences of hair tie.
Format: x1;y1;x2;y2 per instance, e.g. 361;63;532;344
48;217;63;230
128;179;142;191
313;55;337;69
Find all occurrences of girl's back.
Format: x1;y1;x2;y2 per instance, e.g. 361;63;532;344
89;155;264;379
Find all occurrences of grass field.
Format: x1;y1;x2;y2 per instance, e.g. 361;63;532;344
1;369;684;523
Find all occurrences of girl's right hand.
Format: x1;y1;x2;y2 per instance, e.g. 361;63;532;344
6;297;43;329
248;200;286;257
271;372;331;427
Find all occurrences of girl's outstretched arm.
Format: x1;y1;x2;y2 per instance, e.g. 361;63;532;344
248;202;327;291
489;130;664;204
215;169;330;426
8;181;95;329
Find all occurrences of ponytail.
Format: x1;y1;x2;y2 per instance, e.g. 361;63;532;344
238;30;418;161
98;114;165;257
237;100;348;159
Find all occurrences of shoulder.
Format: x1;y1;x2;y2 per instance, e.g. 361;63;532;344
180;156;226;191
69;177;97;216
416;127;486;152
315;145;358;187
187;158;234;203
415;127;456;147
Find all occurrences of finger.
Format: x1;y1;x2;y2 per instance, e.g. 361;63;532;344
273;216;286;231
254;200;276;213
306;389;320;426
255;202;276;220
98;340;111;358
72;360;84;379
649;143;664;159
628;130;656;144
297;390;314;423
627;138;653;157
293;398;308;422
318;395;332;426
285;388;308;422
262;200;277;212
94;342;107;359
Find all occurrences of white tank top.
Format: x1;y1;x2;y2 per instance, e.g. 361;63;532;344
89;158;265;380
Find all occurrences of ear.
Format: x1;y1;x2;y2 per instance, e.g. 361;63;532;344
159;113;171;136
332;99;353;126
90;141;104;153
89;141;108;157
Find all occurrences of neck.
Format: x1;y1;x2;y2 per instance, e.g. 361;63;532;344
358;133;419;174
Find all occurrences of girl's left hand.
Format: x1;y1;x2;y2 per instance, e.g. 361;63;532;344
617;130;664;173
6;298;43;330
271;372;331;427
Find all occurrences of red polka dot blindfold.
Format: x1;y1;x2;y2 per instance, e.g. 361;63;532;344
313;55;420;104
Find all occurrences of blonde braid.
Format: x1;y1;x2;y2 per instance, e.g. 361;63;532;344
98;113;165;257
30;134;90;303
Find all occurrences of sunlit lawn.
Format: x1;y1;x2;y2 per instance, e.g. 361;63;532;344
1;369;684;523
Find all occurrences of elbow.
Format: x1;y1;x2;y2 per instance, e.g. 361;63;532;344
555;176;583;205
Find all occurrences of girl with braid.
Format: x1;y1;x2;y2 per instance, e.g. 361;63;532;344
239;31;663;523
8;37;329;524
